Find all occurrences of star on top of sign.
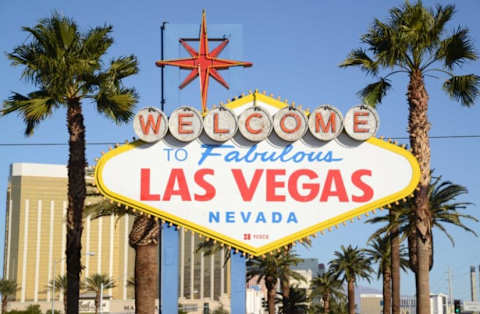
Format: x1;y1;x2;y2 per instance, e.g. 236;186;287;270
155;10;253;113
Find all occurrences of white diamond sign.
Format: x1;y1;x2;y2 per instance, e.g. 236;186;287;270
95;92;420;256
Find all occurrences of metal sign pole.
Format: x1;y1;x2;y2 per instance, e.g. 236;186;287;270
230;252;246;314
162;225;179;313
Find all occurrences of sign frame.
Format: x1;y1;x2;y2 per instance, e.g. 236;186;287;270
94;91;420;256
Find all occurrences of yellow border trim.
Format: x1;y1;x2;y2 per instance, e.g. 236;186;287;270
94;91;421;256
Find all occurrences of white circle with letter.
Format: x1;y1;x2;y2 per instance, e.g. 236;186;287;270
273;107;308;142
168;106;203;142
344;105;379;141
133;107;168;143
308;105;344;141
237;106;273;142
203;107;238;142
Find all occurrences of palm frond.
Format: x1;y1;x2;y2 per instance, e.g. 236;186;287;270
2;90;58;135
435;27;477;70
358;78;392;107
339;49;378;75
442;74;480;106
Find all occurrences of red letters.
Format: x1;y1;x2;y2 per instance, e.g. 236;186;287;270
140;168;160;201
280;113;301;134
315;112;336;133
139;114;162;135
194;169;216;201
178;113;194;134
351;169;374;202
214;113;229;134
232;169;264;201
163;168;192;201
320;169;349;202
288;169;319;202
245;113;262;134
266;169;286;201
353;112;369;133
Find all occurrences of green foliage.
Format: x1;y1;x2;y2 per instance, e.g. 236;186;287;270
340;0;480;107
368;175;477;247
45;310;61;314
365;235;409;279
84;273;116;293
0;279;19;297
7;305;42;314
177;304;188;314
329;245;373;284
46;275;67;291
310;268;345;302
247;250;305;290
2;12;139;135
276;286;309;314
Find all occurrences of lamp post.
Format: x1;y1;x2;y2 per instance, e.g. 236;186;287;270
51;252;95;314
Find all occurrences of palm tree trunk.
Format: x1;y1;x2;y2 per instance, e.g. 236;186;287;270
65;100;86;314
267;287;276;314
95;293;100;314
323;294;330;314
383;266;392;314
2;296;8;314
265;277;277;314
64;292;67;314
280;277;290;312
347;279;355;314
407;69;431;314
129;215;160;314
391;225;400;314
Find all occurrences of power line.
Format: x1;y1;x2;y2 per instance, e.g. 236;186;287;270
0;134;479;146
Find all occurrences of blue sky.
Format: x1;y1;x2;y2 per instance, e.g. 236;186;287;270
1;0;479;300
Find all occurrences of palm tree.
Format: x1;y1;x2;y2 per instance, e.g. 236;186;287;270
365;236;409;314
367;206;406;314
368;176;477;313
0;279;19;313
84;274;116;314
2;14;139;314
276;286;309;314
329;245;373;314
46;275;68;314
310;269;344;314
85;183;160;314
247;251;305;314
340;2;480;312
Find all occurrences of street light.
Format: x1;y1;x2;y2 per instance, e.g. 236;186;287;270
51;251;95;314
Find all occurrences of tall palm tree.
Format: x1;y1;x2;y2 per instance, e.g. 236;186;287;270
340;2;480;312
46;275;68;314
2;14;139;314
85;182;160;314
365;236;409;314
310;269;344;314
368;176;477;313
0;279;19;314
367;206;407;314
247;251;305;314
84;274;116;314
329;245;373;314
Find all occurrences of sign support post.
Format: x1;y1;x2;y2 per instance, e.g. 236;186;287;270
230;252;246;314
161;225;179;313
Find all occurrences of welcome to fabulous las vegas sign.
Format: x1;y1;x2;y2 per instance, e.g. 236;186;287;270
95;91;420;257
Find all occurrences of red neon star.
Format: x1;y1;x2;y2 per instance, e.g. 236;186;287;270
155;10;252;113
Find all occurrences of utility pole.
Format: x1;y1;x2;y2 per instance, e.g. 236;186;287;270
448;267;454;314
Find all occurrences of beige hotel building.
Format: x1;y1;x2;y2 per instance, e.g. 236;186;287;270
3;163;230;313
